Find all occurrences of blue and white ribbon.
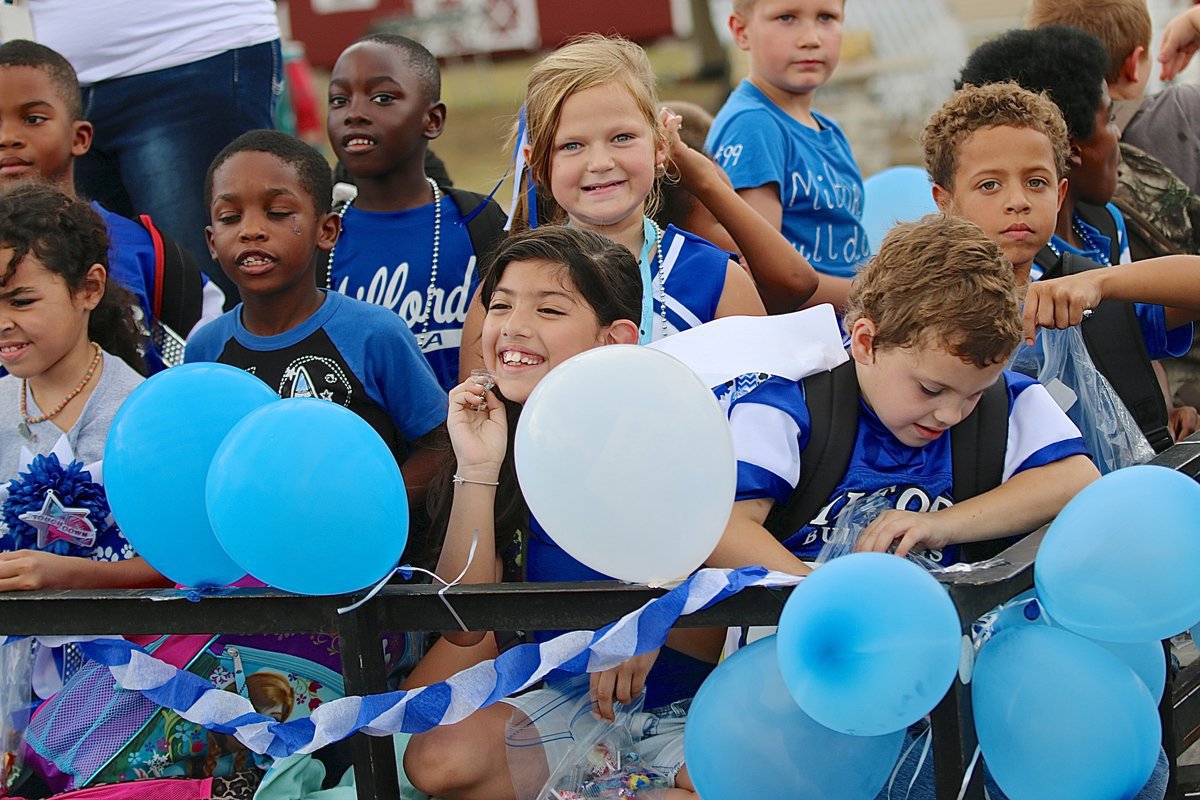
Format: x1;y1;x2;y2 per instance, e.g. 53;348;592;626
1;566;802;757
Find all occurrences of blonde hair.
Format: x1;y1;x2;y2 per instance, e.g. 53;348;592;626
845;214;1021;368
922;81;1070;190
1026;0;1151;84
513;34;665;228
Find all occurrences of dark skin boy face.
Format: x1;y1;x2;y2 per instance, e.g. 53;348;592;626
205;151;339;302
0;66;91;189
327;42;445;181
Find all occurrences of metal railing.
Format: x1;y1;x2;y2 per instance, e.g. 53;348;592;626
4;435;1200;799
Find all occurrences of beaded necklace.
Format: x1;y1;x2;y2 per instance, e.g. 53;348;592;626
18;342;102;443
637;216;667;344
1045;215;1112;267
325;176;443;348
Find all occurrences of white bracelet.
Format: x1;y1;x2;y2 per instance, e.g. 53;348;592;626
453;474;500;487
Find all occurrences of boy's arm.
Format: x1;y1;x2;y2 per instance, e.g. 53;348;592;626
664;115;818;312
1023;254;1200;342
706;498;812;575
1159;4;1200;80
735;185;854;312
854;454;1099;557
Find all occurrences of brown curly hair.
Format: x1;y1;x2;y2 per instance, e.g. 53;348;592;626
0;181;146;373
922;81;1069;191
845;213;1021;368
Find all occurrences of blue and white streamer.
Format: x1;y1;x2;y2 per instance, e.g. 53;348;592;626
2;566;802;757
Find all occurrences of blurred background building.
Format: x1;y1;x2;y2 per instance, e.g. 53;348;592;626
275;0;1199;194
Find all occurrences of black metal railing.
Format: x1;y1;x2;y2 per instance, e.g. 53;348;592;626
3;434;1200;800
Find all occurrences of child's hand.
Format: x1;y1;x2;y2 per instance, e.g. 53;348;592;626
1171;405;1200;442
590;648;661;722
660;107;718;196
447;374;508;478
853;510;951;559
0;549;83;591
1159;5;1200;81
1021;274;1104;344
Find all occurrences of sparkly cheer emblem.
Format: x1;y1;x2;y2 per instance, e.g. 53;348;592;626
19;489;98;549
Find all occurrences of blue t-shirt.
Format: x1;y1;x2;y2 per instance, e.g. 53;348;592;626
524;516;716;709
722;370;1088;565
329;197;480;390
1036;204;1193;360
706;80;869;279
184;291;446;462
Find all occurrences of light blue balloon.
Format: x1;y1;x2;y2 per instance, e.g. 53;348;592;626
861;166;938;252
105;363;278;587
973;626;1160;800
206;398;408;595
989;589;1166;702
1035;464;1200;643
776;553;962;736
685;636;904;800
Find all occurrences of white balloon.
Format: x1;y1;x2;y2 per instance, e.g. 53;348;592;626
515;345;736;585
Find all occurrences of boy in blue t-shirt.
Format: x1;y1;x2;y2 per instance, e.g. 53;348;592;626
705;0;868;310
324;34;504;391
710;214;1098;576
186;130;446;509
0;40;223;372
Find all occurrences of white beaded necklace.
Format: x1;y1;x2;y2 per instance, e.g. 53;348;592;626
326;176;443;347
639;217;667;343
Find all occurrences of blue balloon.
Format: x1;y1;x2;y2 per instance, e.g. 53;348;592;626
685;636;904;800
861;166;938;252
776;553;962;736
105;363;278;587
1035;464;1200;642
988;589;1166;702
973;626;1160;800
206;398;408;595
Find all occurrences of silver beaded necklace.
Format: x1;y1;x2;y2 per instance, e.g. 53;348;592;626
1045;215;1112;266
640;217;668;342
326;176;443;348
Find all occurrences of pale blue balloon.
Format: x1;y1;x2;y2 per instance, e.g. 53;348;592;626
861;166;938;252
990;589;1166;702
685;636;904;800
1035;464;1200;642
206;398;408;595
973;626;1160;800
776;553;962;736
105;363;278;587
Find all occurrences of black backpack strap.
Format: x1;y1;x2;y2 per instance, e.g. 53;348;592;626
1074;201;1122;265
136;214;203;335
1037;251;1173;453
952;375;1012;562
446;187;507;269
763;360;860;541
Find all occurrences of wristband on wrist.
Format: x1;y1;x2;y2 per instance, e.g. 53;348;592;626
453;474;500;487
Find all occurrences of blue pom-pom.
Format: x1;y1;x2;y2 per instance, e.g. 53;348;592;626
2;454;113;556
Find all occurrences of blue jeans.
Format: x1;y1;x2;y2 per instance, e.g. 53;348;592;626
77;40;283;307
875;722;1169;800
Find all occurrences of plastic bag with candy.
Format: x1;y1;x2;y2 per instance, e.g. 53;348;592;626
0;639;32;795
505;675;670;800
